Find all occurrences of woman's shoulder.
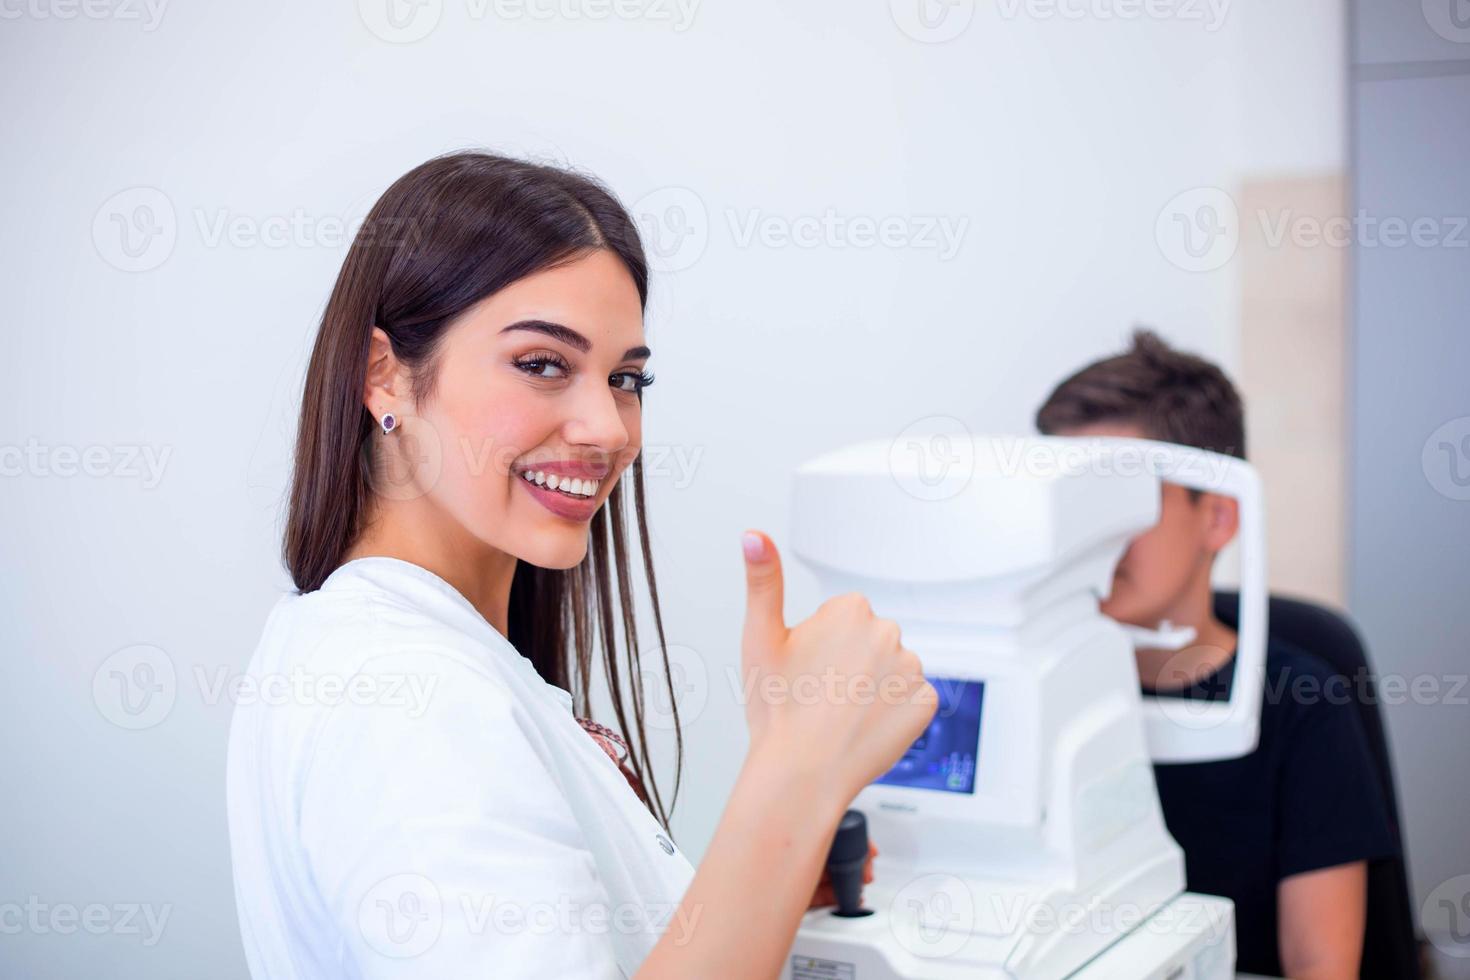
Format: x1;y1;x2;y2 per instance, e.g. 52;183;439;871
236;556;579;797
248;567;524;715
234;574;541;804
263;591;473;668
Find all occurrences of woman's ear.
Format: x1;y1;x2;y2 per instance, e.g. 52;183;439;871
363;326;401;413
1203;493;1240;553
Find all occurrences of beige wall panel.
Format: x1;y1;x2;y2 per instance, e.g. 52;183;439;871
1239;174;1348;608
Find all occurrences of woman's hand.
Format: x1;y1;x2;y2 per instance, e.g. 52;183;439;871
740;529;937;804
636;532;934;980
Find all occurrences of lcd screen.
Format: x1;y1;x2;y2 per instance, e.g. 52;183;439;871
874;677;984;794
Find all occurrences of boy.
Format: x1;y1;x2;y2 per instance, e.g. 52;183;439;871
1035;330;1397;980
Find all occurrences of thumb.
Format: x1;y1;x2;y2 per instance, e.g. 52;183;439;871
741;530;787;654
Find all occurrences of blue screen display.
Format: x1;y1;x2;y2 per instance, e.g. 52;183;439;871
874;677;984;794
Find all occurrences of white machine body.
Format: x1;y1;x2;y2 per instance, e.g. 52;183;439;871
781;435;1265;980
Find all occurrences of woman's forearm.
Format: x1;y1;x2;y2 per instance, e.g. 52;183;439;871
637;738;849;979
636;533;934;977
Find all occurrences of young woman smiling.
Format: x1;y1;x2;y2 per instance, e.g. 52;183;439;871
225;152;936;978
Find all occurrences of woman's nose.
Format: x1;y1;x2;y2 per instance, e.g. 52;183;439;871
563;379;631;453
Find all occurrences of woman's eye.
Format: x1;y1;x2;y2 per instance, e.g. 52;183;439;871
516;355;569;379
611;370;655;394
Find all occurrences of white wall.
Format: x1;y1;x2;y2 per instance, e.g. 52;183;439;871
1235;0;1345;175
0;1;1339;975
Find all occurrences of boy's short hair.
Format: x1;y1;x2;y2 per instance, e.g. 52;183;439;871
1035;328;1247;460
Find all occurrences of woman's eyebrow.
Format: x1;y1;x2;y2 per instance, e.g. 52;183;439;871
500;319;589;352
500;319;652;360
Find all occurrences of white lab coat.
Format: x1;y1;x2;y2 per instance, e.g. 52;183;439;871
226;556;695;979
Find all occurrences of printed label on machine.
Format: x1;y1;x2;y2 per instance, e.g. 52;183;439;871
790;955;856;980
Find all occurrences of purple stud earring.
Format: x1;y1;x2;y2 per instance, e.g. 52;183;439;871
380;413;397;435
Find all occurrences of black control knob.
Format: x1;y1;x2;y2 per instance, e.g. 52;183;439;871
827;809;874;918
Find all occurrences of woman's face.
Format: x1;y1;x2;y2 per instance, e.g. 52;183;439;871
374;248;650;570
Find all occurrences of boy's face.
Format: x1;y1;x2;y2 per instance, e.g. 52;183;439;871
1055;421;1239;627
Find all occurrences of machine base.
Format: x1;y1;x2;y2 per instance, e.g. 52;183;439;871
783;893;1234;980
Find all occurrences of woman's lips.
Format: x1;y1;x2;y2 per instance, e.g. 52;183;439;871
519;476;600;521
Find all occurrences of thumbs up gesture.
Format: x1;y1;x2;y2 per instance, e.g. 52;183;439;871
740;530;937;801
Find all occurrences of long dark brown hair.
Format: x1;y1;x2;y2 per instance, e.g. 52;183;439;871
282;151;682;828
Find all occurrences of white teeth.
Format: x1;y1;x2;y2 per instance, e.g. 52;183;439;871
521;470;600;498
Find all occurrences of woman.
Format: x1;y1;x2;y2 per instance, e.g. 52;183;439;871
226;151;936;978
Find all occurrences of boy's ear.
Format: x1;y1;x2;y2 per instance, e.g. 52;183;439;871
1202;493;1240;553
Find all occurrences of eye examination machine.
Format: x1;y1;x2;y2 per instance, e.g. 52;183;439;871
782;436;1266;980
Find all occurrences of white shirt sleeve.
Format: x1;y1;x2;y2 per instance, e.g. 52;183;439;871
297;646;625;978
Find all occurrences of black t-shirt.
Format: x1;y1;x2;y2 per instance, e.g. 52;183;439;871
1146;637;1398;978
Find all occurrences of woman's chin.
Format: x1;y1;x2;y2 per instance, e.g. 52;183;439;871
518;536;591;571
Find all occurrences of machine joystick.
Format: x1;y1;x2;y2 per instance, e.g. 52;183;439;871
827;809;874;918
